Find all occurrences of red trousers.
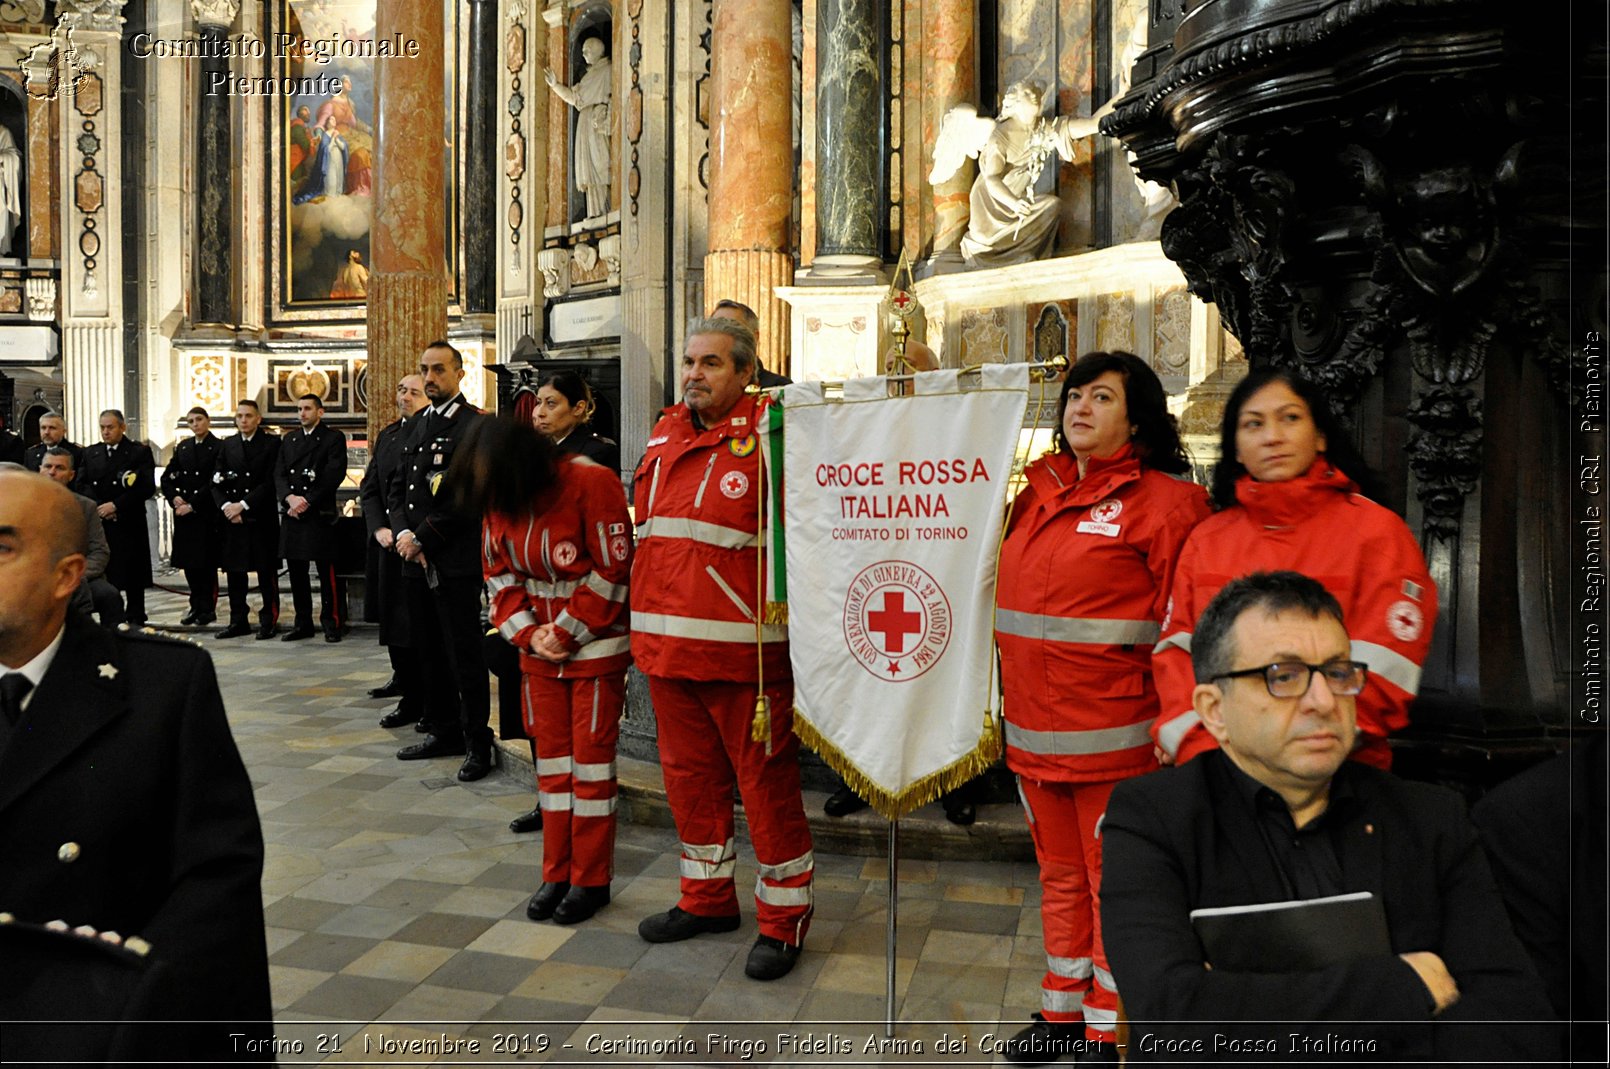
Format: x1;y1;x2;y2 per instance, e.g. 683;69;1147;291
648;676;814;945
523;672;625;888
1019;776;1120;1044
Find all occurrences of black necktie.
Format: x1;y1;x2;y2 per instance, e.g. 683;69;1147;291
0;672;32;752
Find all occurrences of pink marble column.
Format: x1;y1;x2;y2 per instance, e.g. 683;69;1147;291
922;0;975;262
368;0;448;443
704;0;795;374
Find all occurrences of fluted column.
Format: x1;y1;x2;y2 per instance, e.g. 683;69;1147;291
922;0;974;263
368;0;447;443
462;0;497;314
704;0;794;373
193;0;237;326
807;0;882;278
56;0;128;439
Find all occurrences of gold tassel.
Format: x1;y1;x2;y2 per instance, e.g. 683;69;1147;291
762;602;789;626
751;693;769;745
792;709;1002;821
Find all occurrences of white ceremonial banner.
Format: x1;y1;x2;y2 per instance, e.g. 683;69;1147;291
780;365;1030;817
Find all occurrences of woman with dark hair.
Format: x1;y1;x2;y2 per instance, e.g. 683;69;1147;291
457;415;633;925
533;370;620;471
1152;367;1436;771
994;351;1210;1065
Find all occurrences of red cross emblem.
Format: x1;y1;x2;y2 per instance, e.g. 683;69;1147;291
842;560;952;684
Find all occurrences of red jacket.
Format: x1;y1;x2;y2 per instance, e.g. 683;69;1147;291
1152;459;1437;768
483;455;633;678
630;394;788;682
996;447;1210;783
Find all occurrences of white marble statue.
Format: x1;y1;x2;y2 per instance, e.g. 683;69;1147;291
0;124;20;259
545;36;613;222
930;81;1111;268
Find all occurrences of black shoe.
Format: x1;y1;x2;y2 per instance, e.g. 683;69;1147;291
281;626;315;641
942;795;977;826
1073;1043;1118;1066
368;676;402;699
553;885;610;925
744;935;801;981
413;719;430;733
323;628;342;643
255;622;279;640
525;882;570;922
397;734;468;761
824;784;869;817
378;705;421;729
216;621;251;639
179;610;198;626
457;746;495;782
192;612;216;627
638;906;741;944
509;808;543;834
1003;1014;1082;1066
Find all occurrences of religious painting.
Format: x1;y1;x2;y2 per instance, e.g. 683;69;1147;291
277;0;376;311
270;0;461;321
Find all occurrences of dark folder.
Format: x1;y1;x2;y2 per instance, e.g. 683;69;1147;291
1190;891;1391;972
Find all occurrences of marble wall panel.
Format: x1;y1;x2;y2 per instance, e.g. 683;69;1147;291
1153;285;1191;378
999;0;1055;128
1106;0;1150;243
1095;291;1134;353
1055;0;1096;253
959;306;1008;364
1027;298;1077;365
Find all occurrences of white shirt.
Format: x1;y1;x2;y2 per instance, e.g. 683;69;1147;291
1;623;66;712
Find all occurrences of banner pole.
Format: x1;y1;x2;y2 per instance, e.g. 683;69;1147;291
885;817;899;1037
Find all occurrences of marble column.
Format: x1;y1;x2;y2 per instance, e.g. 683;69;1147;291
807;0;881;278
704;0;794;373
921;0;974;264
462;0;496;314
193;0;236;326
55;0;128;440
368;0;447;444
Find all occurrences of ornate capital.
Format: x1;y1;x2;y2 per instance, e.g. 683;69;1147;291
190;0;239;31
55;0;125;34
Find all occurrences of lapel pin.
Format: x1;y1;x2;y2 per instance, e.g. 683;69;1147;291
98;663;118;680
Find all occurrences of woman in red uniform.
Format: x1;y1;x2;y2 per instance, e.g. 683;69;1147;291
995;351;1210;1065
1151;368;1436;771
457;416;633;925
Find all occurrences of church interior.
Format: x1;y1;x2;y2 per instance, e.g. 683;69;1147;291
0;0;1603;1056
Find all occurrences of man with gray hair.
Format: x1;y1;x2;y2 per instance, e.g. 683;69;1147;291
629;315;814;981
23;410;83;476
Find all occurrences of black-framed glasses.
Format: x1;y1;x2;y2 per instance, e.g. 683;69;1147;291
1214;660;1369;698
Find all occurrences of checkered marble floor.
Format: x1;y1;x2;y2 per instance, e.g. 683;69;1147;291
148;584;1051;1066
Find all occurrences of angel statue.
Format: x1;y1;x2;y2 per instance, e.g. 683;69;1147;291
930;81;1112;268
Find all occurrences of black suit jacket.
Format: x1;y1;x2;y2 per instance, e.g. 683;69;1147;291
360;417;411;640
0;616;271;1055
1102;751;1558;1064
387;394;484;578
24;439;83;474
211;432;281;572
0;428;23;464
161;434;222;570
77;439;156;589
275;421;347;560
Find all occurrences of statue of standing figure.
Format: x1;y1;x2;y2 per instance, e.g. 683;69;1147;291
930;81;1112;268
546;36;613;222
0;124;20;259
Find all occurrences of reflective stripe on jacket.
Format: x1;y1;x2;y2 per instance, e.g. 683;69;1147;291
630;394;789;682
483;455;633;678
996;447;1209;782
1151;459;1437;768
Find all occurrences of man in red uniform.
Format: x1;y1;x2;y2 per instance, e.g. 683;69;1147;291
630;315;813;981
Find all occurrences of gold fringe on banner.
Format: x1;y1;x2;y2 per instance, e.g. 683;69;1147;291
793;709;1003;822
762;602;789;626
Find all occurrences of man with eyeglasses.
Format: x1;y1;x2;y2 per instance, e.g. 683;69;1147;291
1101;571;1556;1064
